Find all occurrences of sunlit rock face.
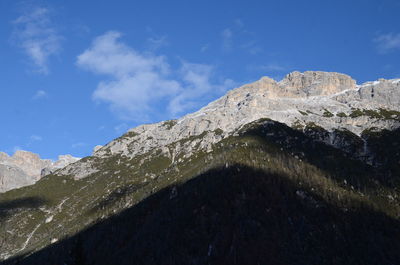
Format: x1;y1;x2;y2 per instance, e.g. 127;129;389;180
278;71;356;97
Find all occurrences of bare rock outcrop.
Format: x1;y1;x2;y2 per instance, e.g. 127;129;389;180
40;155;81;177
7;150;52;180
278;71;356;97
0;151;80;193
0;164;31;193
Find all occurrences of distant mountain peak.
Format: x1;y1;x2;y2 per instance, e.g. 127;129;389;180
0;150;80;192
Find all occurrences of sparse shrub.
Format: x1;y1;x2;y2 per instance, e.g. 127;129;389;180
323;109;334;117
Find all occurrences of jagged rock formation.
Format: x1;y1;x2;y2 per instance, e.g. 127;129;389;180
1;71;400;264
40;155;81;177
0;151;79;193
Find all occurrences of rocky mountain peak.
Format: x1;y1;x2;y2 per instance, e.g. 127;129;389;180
279;71;356;97
230;71;357;100
6;150;49;179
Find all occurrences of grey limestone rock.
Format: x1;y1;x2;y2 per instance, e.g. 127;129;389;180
0;164;31;193
0;151;80;193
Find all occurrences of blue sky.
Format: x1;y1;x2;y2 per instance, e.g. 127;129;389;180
1;0;399;159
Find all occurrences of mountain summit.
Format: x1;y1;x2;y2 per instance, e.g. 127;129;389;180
1;71;400;264
248;71;356;98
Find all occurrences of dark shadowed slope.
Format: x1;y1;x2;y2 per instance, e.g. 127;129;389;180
4;164;400;265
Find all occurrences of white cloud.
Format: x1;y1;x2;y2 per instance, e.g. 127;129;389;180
12;7;62;74
77;31;234;121
77;31;180;120
77;32;169;78
374;33;400;53
168;62;235;115
32;90;47;99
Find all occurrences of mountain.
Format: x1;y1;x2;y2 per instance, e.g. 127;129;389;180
1;71;400;264
0;151;80;193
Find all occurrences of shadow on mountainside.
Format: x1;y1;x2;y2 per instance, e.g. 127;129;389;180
86;183;149;216
240;120;400;190
361;127;400;180
0;197;48;220
4;164;400;265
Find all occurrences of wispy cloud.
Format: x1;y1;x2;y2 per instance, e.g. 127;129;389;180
77;31;234;121
114;123;129;134
32;90;47;99
374;33;400;54
168;62;235;115
234;19;244;29
221;28;233;52
145;27;168;51
221;19;262;54
146;35;168;51
25;134;43;147
241;41;263;55
258;63;288;72
200;44;209;52
11;6;62;74
30;135;42;141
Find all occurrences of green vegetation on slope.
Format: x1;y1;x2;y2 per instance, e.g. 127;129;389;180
349;108;400;120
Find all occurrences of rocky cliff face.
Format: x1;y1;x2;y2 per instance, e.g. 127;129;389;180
0;151;79;193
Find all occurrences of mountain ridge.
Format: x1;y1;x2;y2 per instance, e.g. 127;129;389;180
57;71;400;180
1;70;400;263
